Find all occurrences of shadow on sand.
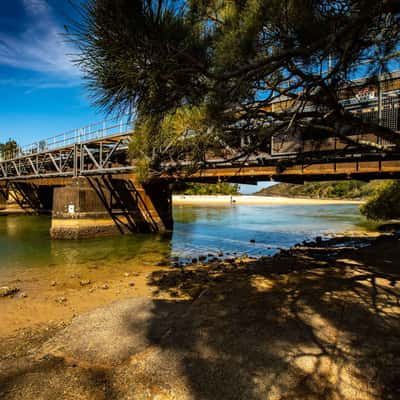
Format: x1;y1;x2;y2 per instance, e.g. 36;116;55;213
0;235;399;399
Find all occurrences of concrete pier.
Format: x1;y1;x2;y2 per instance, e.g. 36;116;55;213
50;177;172;239
0;186;7;210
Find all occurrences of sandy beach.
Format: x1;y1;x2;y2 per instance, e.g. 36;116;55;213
173;194;363;205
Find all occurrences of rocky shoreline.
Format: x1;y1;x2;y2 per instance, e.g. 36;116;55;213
0;231;399;399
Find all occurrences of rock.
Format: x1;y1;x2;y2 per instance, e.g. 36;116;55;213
56;297;67;304
218;252;224;257
123;272;130;277
156;261;168;266
198;255;207;261
191;258;198;263
50;281;57;287
131;272;140;277
80;280;91;286
0;286;19;297
19;292;28;298
101;284;109;290
250;239;256;243
128;282;135;287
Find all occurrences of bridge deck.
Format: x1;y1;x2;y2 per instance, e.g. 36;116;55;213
2;71;400;184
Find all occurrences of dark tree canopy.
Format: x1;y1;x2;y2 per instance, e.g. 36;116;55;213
72;0;400;174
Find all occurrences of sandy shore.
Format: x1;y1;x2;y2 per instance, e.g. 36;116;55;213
173;194;363;205
0;233;398;399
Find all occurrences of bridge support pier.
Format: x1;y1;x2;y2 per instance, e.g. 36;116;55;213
50;177;173;239
0;185;7;210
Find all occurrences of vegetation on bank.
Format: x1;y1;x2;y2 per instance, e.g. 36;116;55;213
0;139;18;160
360;180;400;220
172;182;239;195
256;180;385;200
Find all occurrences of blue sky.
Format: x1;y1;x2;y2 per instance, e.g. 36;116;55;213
0;0;101;146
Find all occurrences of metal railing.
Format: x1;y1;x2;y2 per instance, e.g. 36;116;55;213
2;115;134;161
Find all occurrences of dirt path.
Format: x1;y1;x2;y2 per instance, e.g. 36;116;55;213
0;235;399;399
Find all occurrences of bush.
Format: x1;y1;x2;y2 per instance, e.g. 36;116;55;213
360;180;400;220
173;182;239;195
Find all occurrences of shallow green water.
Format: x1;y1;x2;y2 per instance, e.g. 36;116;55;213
0;203;368;278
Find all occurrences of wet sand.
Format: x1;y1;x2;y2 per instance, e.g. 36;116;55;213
0;261;177;337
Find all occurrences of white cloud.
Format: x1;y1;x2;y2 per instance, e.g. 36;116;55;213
0;0;81;85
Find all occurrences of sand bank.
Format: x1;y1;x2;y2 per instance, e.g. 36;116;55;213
173;194;363;205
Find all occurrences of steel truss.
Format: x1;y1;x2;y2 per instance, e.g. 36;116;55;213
0;134;133;181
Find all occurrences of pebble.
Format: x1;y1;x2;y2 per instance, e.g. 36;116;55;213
250;239;256;243
56;297;67;304
101;284;109;290
128;282;135;287
80;280;91;286
19;292;28;298
0;286;19;297
123;272;130;277
50;281;57;287
199;255;207;261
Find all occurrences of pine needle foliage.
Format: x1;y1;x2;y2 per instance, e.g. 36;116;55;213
72;0;400;178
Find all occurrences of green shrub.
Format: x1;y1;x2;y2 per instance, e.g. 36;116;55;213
173;182;239;195
360;180;400;220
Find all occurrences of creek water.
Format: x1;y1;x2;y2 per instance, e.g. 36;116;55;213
0;203;369;281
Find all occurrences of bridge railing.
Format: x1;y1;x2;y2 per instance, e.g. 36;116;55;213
3;115;134;161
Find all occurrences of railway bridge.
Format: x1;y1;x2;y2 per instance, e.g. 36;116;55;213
1;73;400;238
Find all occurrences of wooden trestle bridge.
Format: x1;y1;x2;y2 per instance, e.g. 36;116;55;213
1;71;400;238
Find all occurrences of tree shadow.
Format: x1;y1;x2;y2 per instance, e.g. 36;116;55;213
143;234;400;399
